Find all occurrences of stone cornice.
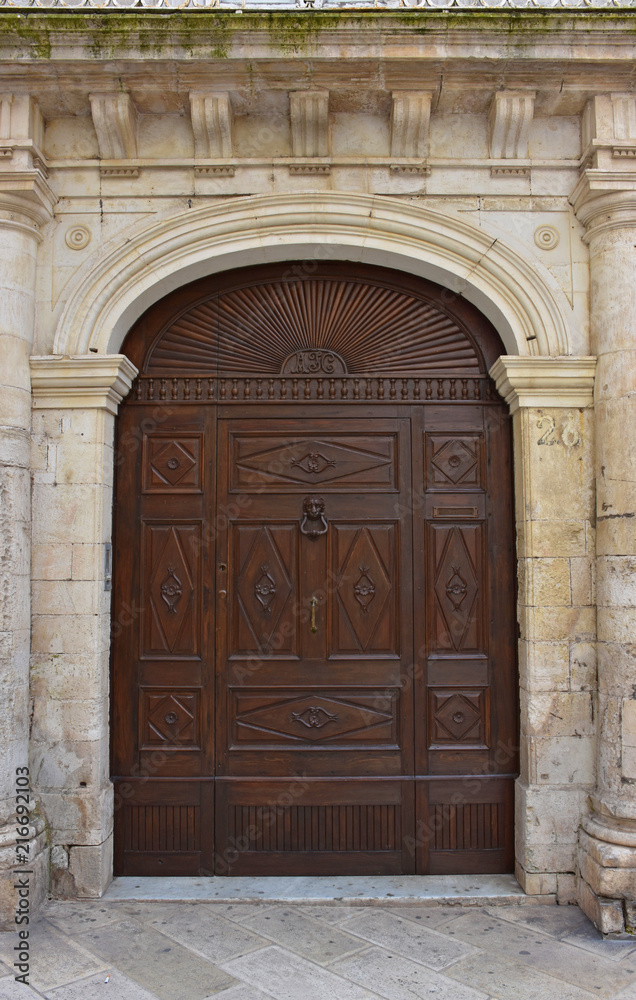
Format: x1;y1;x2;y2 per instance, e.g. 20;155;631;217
0;169;56;234
30;355;138;415
490;356;597;412
1;13;636;84
570;170;636;239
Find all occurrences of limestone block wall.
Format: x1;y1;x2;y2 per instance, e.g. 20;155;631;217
514;405;596;901
29;407;115;896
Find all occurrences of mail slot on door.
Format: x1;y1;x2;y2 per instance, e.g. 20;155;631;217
425;495;485;519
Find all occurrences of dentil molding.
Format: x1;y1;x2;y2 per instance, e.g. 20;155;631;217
30;355;138;415
490;356;597;412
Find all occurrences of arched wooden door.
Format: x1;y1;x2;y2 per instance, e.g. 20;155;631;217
112;262;517;877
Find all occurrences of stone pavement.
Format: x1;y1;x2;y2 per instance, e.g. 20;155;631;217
2;898;636;1000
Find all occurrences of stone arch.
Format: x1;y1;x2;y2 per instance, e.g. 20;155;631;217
53;192;574;360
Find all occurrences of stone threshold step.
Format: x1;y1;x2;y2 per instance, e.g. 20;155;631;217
104;873;554;906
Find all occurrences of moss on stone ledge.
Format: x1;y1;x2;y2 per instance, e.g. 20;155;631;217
0;10;634;61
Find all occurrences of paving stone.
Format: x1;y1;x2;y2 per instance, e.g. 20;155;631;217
45;968;159;999
0;975;44;999
611;984;636;999
272;904;361;925
444;951;600;1000
211;986;273;1000
45;901;142;934
341;910;475;971
330;945;489;999
438;910;636;997
560;924;636;964
144;904;268;963
240;906;367;965
0;921;106;992
77;918;237;1000
220;944;377;1000
486;903;590;938
382;905;473;929
201;904;276;924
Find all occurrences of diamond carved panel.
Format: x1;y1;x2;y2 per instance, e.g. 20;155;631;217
429;689;488;748
144;436;202;492
232;691;397;745
144;525;200;656
432;525;481;652
235;528;293;653
427;435;482;488
335;527;393;652
140;690;200;749
232;435;395;491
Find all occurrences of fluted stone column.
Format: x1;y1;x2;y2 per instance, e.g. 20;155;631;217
0;94;56;928
572;166;636;933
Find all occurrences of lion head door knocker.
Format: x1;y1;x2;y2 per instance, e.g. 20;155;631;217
300;496;328;540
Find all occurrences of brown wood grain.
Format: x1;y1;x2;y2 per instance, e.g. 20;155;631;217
112;261;517;876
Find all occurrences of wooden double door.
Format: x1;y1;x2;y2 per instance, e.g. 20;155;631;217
112;402;517;876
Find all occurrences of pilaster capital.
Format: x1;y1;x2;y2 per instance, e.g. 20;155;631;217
0;94;55;235
489;355;597;413
570;170;636;240
30;355;139;415
0;169;56;236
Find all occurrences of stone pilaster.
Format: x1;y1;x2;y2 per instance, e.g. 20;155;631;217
0;94;55;929
491;357;597;903
571;96;636;934
29;356;137;898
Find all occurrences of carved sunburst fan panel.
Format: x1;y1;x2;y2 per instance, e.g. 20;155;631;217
142;266;486;376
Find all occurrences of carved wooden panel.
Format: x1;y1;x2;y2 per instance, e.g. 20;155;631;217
228;803;401;853
133;375;493;404
142;434;202;493
124;802;200;853
331;525;398;655
417;777;514;874
146;273;482;376
230;525;298;657
139;690;200;750
142;524;201;658
432;801;504;851
428;689;489;749
230;434;397;492
426;434;483;490
231;690;398;746
429;524;484;653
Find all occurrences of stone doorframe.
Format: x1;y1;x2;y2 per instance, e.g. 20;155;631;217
23;193;598;912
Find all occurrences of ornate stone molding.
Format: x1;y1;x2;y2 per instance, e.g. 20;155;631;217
290;91;329;161
570;172;636;240
488;91;535;177
490;356;597;413
581;94;636;170
390;92;432;173
189;91;234;159
89;93;138;160
0;170;56;234
52;192;573;360
30;355;138;415
0;93;55;233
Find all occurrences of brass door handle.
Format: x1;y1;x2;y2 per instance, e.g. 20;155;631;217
310;596;318;634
